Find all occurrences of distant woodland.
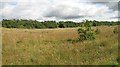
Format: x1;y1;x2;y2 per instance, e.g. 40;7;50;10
1;19;120;29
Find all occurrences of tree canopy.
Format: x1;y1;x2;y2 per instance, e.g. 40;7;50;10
2;19;120;29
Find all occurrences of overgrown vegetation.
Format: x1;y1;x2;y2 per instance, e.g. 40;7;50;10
2;19;120;29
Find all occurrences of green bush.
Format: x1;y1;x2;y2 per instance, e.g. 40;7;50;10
78;28;95;41
77;20;96;41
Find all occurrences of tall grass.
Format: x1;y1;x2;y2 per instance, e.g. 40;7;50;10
2;26;118;65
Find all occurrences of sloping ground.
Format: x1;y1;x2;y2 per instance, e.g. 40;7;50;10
2;26;118;65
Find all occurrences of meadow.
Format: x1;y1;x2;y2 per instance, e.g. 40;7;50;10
2;26;118;65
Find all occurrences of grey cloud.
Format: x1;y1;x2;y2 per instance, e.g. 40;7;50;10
44;9;86;19
88;0;119;11
104;2;118;11
44;7;86;19
61;16;85;19
118;2;120;11
109;16;120;20
90;2;119;11
44;11;84;19
114;16;120;18
0;2;17;9
86;0;119;2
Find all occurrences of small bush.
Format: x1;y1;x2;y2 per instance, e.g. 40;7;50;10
78;28;95;40
66;39;79;43
78;29;95;41
116;57;120;63
31;58;34;62
85;31;95;40
113;27;118;34
67;39;73;42
95;28;100;34
100;42;106;47
17;40;22;44
77;20;96;41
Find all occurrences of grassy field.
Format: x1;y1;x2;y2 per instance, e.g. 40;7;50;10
2;26;118;65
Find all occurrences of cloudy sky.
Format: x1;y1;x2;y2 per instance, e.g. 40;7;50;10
0;0;119;22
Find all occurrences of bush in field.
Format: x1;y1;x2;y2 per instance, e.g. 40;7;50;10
113;27;118;34
77;20;95;41
95;28;100;34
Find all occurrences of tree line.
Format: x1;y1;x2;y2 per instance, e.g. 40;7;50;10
1;19;120;29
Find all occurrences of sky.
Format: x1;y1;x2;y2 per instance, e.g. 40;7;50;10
0;0;120;22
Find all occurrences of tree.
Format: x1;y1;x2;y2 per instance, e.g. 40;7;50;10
2;19;120;29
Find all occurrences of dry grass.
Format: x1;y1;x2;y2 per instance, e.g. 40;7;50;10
2;26;118;65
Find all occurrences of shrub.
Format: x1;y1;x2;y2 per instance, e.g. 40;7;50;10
77;20;96;41
78;29;95;41
113;27;118;34
67;39;73;42
66;39;79;43
95;28;100;34
85;31;95;40
17;40;22;44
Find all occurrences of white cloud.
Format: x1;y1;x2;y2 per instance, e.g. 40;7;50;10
0;0;119;21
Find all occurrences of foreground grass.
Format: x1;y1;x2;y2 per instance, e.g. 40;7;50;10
2;26;118;65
